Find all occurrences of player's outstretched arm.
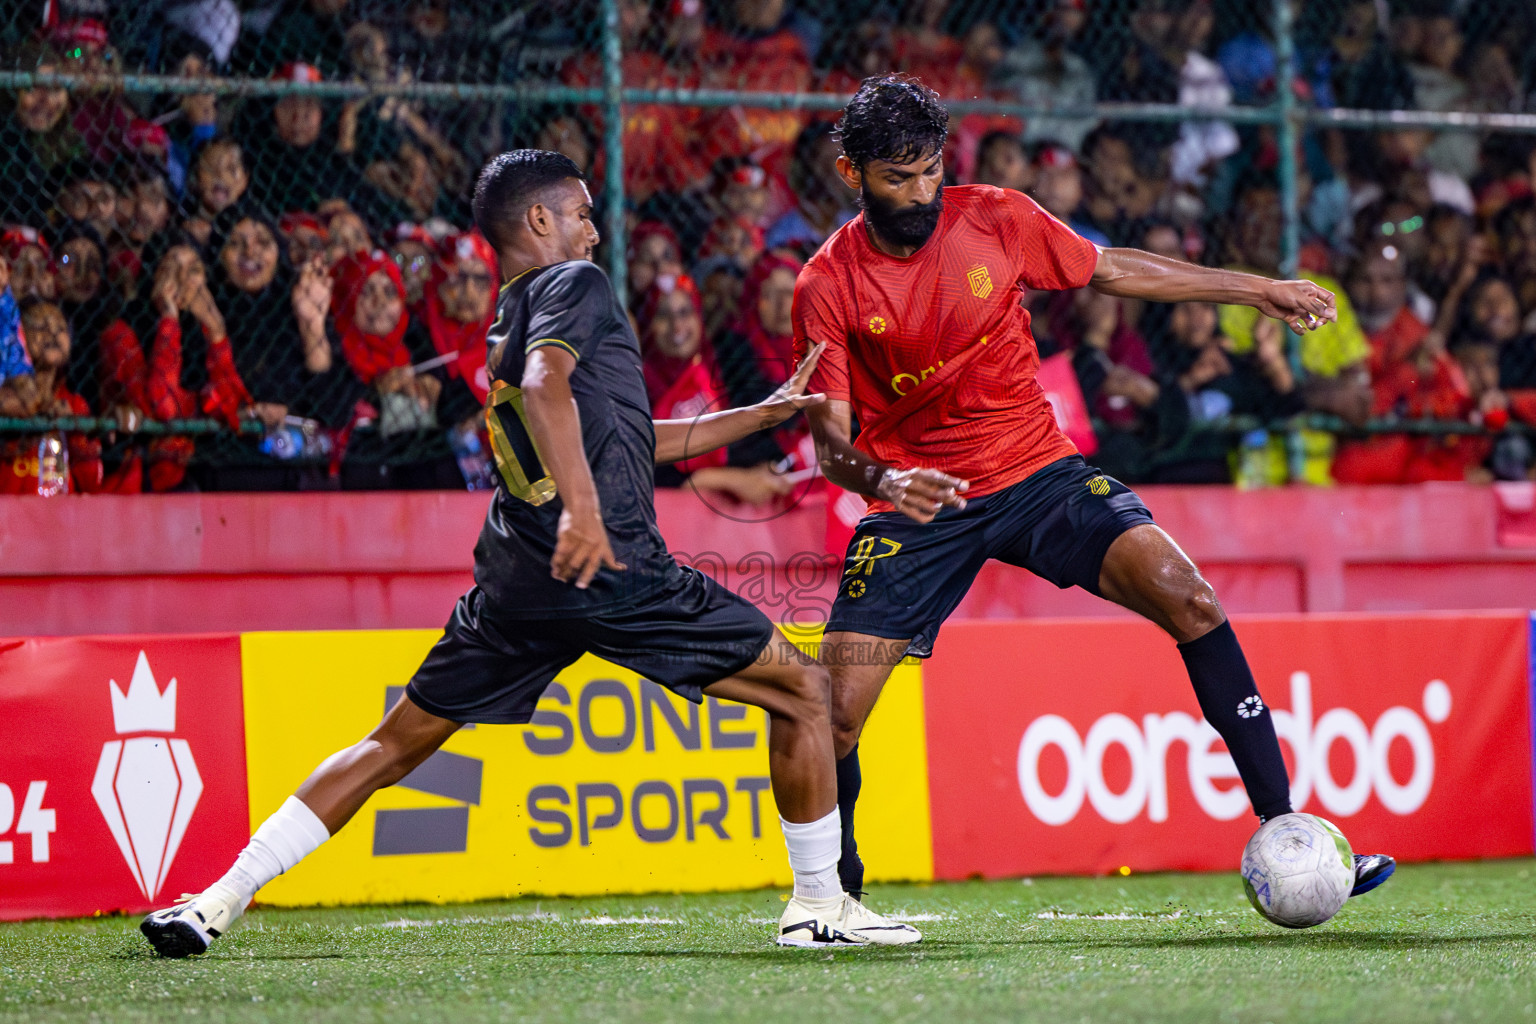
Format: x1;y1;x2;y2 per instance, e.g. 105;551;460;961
651;342;828;465
1089;247;1338;334
805;398;969;524
521;345;625;589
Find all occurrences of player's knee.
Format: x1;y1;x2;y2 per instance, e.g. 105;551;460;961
1172;580;1225;642
831;715;862;760
361;738;420;789
784;662;832;721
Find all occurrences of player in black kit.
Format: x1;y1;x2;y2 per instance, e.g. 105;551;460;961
140;151;921;958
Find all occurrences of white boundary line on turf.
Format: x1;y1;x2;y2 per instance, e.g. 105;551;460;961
1034;910;1213;921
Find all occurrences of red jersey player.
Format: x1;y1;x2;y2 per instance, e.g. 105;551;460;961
795;75;1396;911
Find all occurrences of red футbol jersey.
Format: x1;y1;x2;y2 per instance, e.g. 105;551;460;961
793;184;1099;507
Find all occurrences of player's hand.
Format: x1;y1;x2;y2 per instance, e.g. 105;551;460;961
757;342;828;429
1257;280;1336;334
877;467;969;523
551;503;626;589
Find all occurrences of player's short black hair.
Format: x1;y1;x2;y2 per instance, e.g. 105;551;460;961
834;74;949;170
473;149;585;251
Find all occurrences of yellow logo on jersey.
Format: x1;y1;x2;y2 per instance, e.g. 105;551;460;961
868;315;888;335
967;265;993;300
846;535;903;576
846;579;867;598
1086;476;1111;496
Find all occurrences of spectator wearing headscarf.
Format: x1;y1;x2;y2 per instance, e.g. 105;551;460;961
712;251;810;470
207;209;322;426
240;63;364;217
330;250;442;425
637;273;792;504
421;230;496;426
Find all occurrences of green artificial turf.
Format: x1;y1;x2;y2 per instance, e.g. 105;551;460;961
3;860;1534;1024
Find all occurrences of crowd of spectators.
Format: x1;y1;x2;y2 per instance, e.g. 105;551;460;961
2;0;1536;496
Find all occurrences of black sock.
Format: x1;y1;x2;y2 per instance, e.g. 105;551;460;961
1178;621;1293;821
835;745;865;894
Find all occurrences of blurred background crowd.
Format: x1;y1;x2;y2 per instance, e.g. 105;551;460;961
2;0;1536;497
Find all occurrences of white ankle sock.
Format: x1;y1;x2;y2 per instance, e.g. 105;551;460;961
215;796;331;904
780;809;842;900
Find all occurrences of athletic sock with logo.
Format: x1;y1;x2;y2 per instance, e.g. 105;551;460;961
1178;621;1293;821
214;796;332;905
835;746;865;894
781;808;843;900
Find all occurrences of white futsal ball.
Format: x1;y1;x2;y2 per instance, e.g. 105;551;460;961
1240;812;1354;929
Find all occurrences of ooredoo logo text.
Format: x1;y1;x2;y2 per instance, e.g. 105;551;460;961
1016;671;1450;826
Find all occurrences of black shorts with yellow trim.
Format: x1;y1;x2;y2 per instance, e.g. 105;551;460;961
406;566;775;724
824;455;1155;659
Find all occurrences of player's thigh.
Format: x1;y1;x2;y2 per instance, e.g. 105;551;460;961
704;629;830;722
1097;523;1225;643
405;586;586;726
827;510;988;661
989;458;1156;596
821;629;911;751
581;566;781;707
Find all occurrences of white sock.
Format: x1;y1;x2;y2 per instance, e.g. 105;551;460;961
214;796;331;905
780;809;842;901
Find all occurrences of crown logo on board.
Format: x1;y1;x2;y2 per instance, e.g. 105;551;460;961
109;651;177;734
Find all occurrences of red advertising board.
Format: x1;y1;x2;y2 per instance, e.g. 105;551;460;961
0;636;250;920
922;613;1534;879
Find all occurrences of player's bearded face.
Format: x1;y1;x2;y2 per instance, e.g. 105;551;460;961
860;178;944;249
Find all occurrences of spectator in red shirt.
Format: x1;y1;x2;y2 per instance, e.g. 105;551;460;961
53;19;135;166
560;0;703;204
0;299;132;494
97;245;255;489
695;0;814;171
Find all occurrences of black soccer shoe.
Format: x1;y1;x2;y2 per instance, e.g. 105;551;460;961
1350;853;1396;897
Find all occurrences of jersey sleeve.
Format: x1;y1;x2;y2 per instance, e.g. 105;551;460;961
998;188;1100;292
523;261;615;362
791;260;851;402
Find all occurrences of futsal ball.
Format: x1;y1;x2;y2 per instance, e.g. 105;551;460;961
1240;812;1354;929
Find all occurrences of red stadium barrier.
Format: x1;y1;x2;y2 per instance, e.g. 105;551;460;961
5;485;1536;635
921;613;1535;879
0;637;250;921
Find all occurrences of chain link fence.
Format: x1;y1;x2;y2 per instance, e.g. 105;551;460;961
1;0;1535;493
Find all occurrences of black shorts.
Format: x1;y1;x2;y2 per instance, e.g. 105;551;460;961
825;455;1155;659
406;566;775;724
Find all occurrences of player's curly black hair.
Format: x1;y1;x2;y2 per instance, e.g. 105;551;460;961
473;149;585;250
834;74;949;170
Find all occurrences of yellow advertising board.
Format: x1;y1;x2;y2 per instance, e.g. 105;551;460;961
240;628;933;907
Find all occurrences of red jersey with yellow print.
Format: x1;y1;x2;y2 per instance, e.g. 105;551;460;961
792;184;1100;506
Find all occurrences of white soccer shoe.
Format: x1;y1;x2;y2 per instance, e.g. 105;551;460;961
140;883;247;958
777;893;923;947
